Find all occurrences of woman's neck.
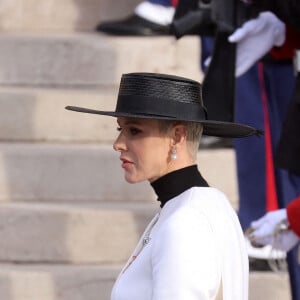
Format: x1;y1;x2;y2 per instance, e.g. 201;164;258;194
150;165;209;208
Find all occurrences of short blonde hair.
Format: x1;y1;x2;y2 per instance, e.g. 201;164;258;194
158;120;203;162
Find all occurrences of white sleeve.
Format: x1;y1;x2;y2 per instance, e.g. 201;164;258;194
151;208;221;300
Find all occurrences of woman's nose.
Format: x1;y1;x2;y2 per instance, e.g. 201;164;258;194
113;133;126;152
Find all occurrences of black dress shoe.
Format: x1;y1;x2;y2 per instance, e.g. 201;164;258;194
95;14;170;36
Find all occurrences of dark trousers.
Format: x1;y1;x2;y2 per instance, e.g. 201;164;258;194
235;61;294;226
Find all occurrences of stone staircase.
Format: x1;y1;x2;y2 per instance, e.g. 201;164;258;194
0;1;291;299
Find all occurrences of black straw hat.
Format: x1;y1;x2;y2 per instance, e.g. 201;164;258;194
66;72;261;138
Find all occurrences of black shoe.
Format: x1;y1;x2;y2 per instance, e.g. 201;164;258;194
95;14;170;36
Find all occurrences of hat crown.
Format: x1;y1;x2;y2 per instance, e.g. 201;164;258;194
65;72;259;138
119;73;203;105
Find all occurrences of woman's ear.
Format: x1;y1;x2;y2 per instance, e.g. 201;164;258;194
171;123;187;147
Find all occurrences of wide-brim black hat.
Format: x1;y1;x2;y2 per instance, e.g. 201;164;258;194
66;72;261;138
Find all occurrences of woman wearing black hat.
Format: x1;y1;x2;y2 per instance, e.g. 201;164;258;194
66;72;260;300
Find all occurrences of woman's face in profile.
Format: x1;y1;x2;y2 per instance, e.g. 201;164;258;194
113;117;173;183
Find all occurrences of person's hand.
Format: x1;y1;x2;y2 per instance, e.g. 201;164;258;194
228;11;286;77
248;209;300;252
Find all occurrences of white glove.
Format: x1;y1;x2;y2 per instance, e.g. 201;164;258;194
249;209;300;252
228;11;286;77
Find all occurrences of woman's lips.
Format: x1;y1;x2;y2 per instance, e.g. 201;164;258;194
120;158;133;169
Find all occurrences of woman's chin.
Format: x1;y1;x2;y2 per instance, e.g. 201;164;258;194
124;175;137;184
124;174;144;184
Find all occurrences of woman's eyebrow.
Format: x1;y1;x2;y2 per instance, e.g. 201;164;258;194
117;117;145;127
123;120;142;126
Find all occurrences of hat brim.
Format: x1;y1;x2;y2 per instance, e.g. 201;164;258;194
65;105;261;138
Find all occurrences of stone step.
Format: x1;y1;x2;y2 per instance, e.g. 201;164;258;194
0;0;141;32
249;271;291;300
0;143;155;203
0;33;201;86
0;202;157;263
0;263;121;300
0;143;238;206
0;87;118;143
0;264;291;300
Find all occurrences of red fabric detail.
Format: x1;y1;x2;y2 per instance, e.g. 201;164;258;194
287;196;300;237
171;0;178;7
257;62;279;212
270;26;300;60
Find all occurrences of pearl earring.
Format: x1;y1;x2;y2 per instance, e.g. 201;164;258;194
171;148;177;160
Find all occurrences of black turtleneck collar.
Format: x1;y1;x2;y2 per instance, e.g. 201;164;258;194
150;165;209;208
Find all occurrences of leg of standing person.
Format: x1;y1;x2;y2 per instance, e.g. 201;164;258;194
234;64;266;231
235;60;294;229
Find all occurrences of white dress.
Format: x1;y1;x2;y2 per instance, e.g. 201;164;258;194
111;187;248;300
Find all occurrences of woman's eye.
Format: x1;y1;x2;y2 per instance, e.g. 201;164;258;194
129;127;141;135
117;126;141;136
